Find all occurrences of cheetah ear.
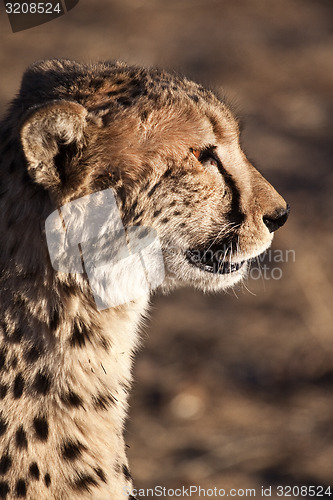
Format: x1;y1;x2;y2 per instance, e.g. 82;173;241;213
21;100;88;190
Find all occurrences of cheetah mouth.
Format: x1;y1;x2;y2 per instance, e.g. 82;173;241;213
185;248;246;275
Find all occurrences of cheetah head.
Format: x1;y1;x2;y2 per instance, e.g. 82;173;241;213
18;60;289;299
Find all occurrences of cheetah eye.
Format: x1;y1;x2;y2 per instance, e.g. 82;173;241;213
191;147;219;171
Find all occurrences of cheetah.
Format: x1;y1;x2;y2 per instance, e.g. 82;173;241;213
0;59;289;499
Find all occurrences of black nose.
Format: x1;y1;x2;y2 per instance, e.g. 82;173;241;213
263;204;290;233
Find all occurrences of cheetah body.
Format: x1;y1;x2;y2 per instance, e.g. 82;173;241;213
0;60;287;499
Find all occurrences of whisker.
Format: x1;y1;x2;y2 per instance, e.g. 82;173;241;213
256;253;266;291
200;222;236;263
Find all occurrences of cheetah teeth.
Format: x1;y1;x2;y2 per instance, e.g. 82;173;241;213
185;249;245;275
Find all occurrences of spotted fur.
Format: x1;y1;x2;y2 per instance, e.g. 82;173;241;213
0;59;288;499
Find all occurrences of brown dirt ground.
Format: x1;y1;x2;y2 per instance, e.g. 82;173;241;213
1;1;333;498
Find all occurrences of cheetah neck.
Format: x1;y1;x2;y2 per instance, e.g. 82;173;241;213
0;260;149;498
0;140;151;497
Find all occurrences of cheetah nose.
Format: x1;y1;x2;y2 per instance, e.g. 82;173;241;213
263;204;290;233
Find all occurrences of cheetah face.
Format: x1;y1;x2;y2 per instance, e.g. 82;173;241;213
19;60;288;296
124;101;289;293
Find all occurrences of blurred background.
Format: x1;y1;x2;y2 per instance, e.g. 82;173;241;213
1;1;333;497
